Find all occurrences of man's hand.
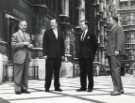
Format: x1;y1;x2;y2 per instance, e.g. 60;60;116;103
28;44;33;48
114;50;119;56
65;54;71;57
43;56;47;59
62;56;65;60
23;42;30;46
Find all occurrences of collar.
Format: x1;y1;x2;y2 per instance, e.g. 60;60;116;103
18;30;26;34
111;24;118;31
52;28;58;31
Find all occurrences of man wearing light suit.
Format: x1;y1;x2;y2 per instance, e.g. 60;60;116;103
106;16;125;96
11;20;33;94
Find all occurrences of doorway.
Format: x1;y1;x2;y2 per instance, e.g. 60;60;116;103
5;13;19;61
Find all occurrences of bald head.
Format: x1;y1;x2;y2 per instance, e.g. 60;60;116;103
19;20;28;32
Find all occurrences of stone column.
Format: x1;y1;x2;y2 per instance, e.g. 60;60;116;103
79;0;85;23
62;0;69;16
113;0;119;9
128;0;131;7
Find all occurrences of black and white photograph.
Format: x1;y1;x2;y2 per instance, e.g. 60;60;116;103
0;0;135;103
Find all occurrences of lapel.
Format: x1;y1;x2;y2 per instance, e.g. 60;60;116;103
51;28;59;40
58;29;60;39
18;30;25;42
80;31;84;41
81;30;89;41
17;30;29;42
111;24;118;33
110;25;118;40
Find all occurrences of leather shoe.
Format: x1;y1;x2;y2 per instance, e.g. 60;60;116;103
55;88;63;92
121;90;124;94
15;91;22;95
87;89;93;92
76;88;86;92
110;91;121;96
45;89;50;92
22;90;30;94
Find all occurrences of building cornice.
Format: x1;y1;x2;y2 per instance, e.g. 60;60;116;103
117;8;135;14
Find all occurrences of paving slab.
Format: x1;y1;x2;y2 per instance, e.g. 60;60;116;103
0;75;135;103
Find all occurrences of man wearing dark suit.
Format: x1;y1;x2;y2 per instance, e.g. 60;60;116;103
106;16;125;96
43;19;64;92
77;20;98;92
11;20;33;94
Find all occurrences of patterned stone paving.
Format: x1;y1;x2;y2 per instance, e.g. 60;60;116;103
0;74;135;103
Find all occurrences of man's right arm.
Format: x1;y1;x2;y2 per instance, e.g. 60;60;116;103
11;33;30;49
42;30;49;58
116;27;125;52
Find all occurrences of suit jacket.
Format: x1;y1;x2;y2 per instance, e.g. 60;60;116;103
43;28;64;58
106;24;125;56
11;30;32;64
79;30;98;59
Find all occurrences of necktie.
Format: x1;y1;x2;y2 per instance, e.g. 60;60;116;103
81;31;85;41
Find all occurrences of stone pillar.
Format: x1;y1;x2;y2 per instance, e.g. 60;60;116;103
113;0;119;9
128;0;131;7
0;53;8;83
62;0;69;16
79;0;85;23
0;54;4;83
0;40;8;83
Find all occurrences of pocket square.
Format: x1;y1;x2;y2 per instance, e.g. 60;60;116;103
87;36;90;39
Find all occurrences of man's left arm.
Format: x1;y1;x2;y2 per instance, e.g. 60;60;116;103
91;34;98;53
61;32;65;57
27;33;33;49
115;27;125;55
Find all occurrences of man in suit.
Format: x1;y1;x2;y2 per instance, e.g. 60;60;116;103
106;16;125;96
43;19;64;92
11;20;33;94
77;20;98;92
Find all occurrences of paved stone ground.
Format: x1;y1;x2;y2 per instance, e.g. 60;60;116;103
0;74;135;103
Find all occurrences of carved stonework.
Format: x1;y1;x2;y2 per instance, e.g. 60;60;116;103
0;41;8;55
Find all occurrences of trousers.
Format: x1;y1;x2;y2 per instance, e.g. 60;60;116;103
45;58;61;89
79;58;94;90
108;56;123;91
14;61;29;92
